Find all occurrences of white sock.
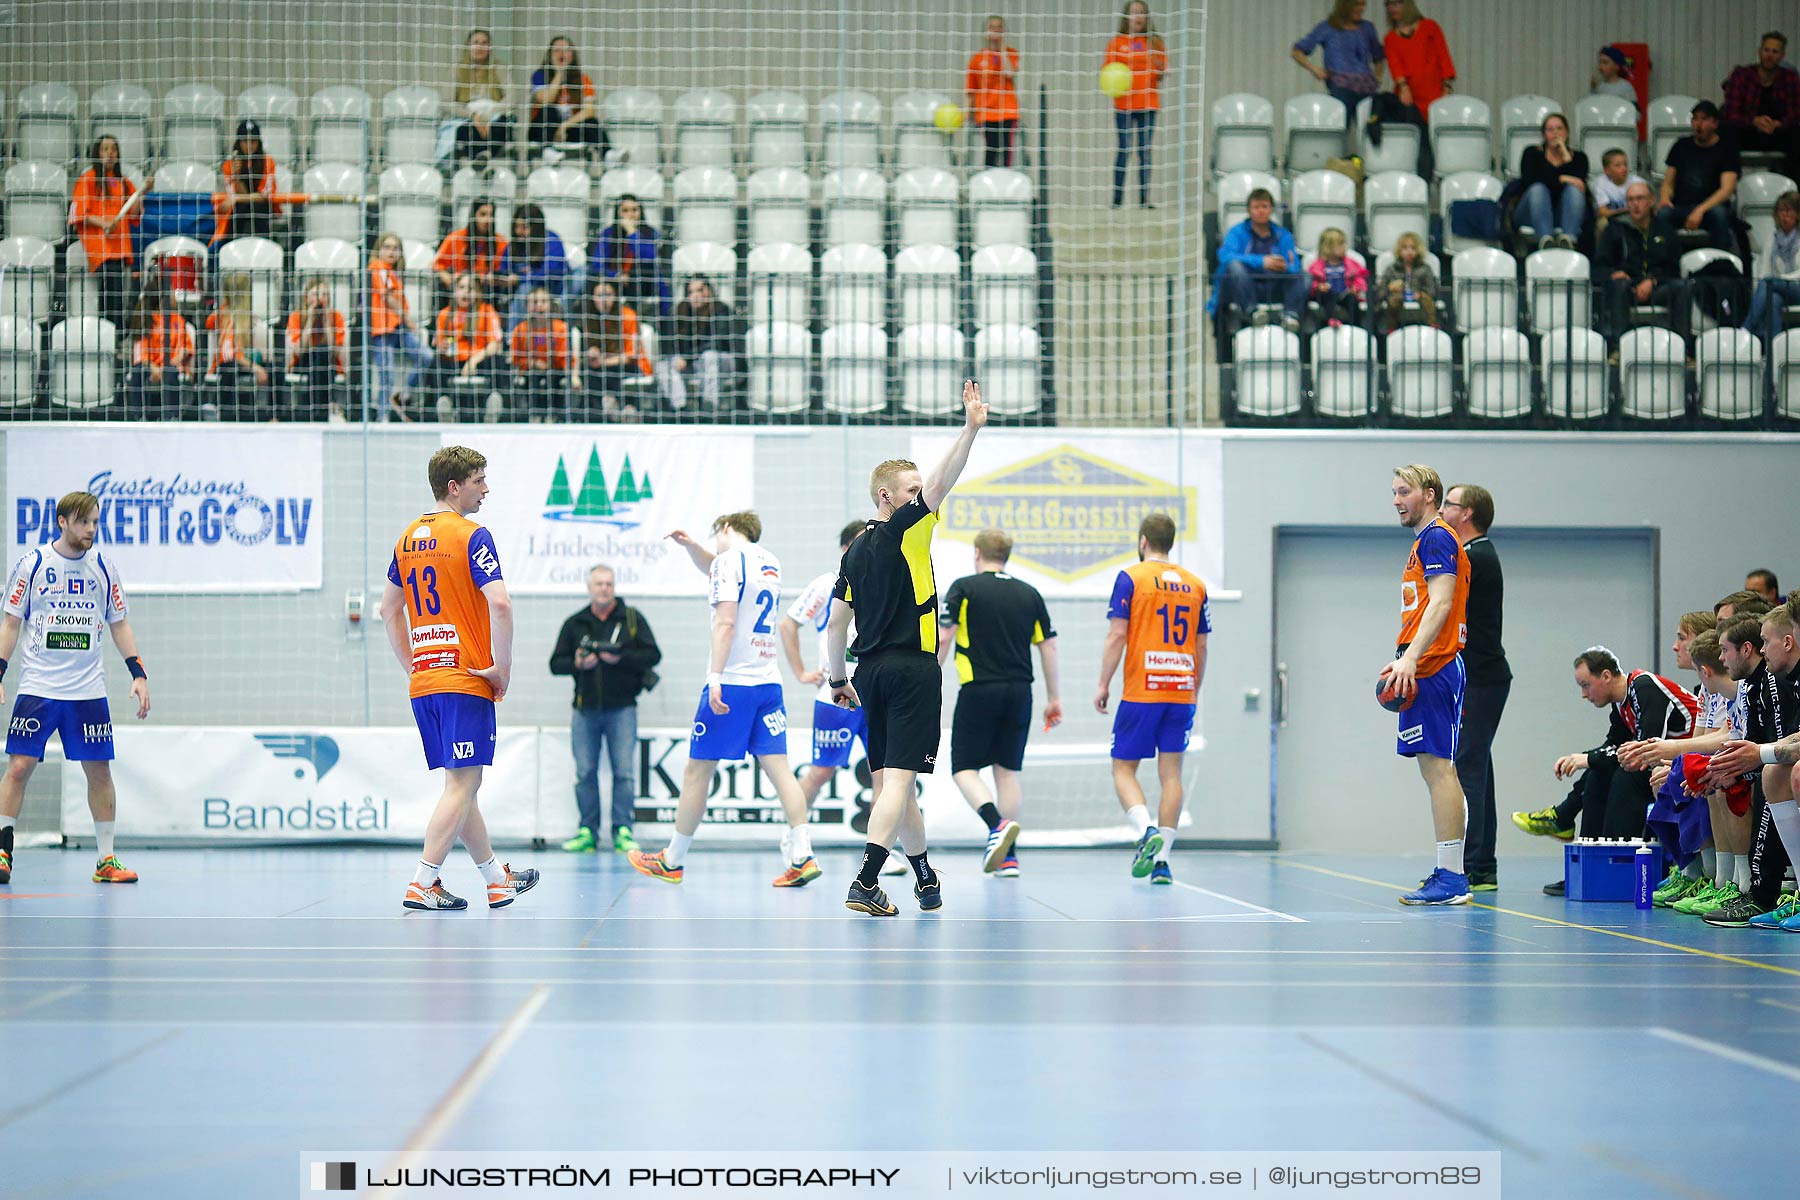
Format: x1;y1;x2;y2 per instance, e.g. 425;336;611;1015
664;830;694;867
474;855;507;885
787;823;812;864
411;859;441;887
1715;851;1735;886
1768;800;1800;864
1126;805;1151;836
1682;858;1705;880
1159;830;1176;862
0;814;15;832
95;821;115;861
1436;838;1465;875
1699;846;1717;878
1736;853;1753;890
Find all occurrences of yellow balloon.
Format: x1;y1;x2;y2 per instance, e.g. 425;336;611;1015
1099;61;1133;99
934;103;964;133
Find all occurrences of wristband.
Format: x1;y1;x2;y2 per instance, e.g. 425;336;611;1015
1762;744;1780;766
828;677;849;689
705;672;723;687
125;655;146;680
0;656;7;681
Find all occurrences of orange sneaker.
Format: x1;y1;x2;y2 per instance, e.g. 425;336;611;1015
628;848;683;883
771;856;822;888
403;878;468;911
0;847;12;884
488;863;540;909
92;855;138;884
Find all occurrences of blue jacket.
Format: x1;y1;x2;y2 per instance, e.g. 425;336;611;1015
1208;219;1300;313
498;232;570;293
590;224;671;316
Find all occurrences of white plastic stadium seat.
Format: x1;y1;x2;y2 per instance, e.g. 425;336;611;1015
1618;325;1687;421
381;86;441;168
671;241;737;307
0;235;56;326
162;83;226;164
62;243;97;319
747;91;807;171
451;164;517;231
819;90;882;172
1524;248;1591;335
1774;329;1800;421
2;161;69;247
822;322;888;415
968;168;1033;250
1451;246;1518;331
822;168;886;248
744;320;811;415
303;162;365;244
1386;324;1454;419
238;85;301;170
1428;96;1492;177
1572;95;1638;176
974;324;1040;416
400;239;436;321
1310;323;1374;418
1355;96;1420;176
89;83;153;171
820;243;886;325
673;166;738;247
14;83;80;164
150;160;217;196
895;168;959;250
1646;95;1698;180
1216;170;1281;234
971;243;1036;329
674;89;736;171
49;316;116;412
1363;171;1429;257
900;323;966;416
0;315;39;410
1283;95;1346;174
741;169;805;249
217;237;285;324
1212;93;1277;176
1696;327;1764;421
1540;326;1609;420
310;86;372;167
745;242;811;326
1289;169;1355;255
1438;170;1504;254
893;91;954;171
1231;326;1301;418
895;243;960;326
606;88;665;174
294;238;360;317
526;165;591;260
1499;94;1557;178
598;166;665;231
1739;171;1797;259
1462;326;1533;419
379;163;445;245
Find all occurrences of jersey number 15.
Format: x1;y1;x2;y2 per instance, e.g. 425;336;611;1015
1155;603;1193;646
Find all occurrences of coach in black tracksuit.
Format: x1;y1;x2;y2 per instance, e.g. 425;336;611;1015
1443;485;1510;892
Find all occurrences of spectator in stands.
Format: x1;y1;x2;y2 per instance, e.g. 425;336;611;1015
495;203;570;325
1374;230;1438;333
528;36;606;165
1517;113;1588;250
1381;1;1454;120
284;277;349;423
430;272;504;422
1209;188;1304;335
1590;46;1637;103
577;278;652;422
1721;31;1800;181
1591;148;1645;229
657;275;742;412
452;28;514;165
1307;227;1367;328
1104;2;1168;207
1552;646;1699;840
434;200;508;298
211;120;279;247
124;278;194;421
1658;101;1740;251
966;15;1022;169
206;272;273;422
1747;570;1783;605
69;134;141;336
1291;0;1385;130
367;232;431;422
1598;180;1684;342
509;285;575;422
592;194;668;318
1744;190;1800;346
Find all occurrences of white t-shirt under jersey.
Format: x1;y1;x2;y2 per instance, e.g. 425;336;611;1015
3;545;129;701
786;569;857;704
708;543;782;686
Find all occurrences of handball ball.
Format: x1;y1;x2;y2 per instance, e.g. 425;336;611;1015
934;103;964;132
1375;674;1413;713
1099;62;1133;98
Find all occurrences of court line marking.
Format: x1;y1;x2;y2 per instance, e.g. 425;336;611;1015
1169;880;1308;923
0;984;82;1018
387;983;550;1176
1576;1142;1724;1200
0;1027;181;1130
5;945;1790;958
1754;997;1800;1016
1275;859;1800;979
0;974;1782;990
1647;1026;1800;1085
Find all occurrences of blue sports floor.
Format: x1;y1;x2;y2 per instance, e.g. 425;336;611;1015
2;845;1798;1198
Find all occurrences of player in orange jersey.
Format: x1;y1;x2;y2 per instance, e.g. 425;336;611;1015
1094;513;1210;885
381;446;538;912
1382;464;1474;906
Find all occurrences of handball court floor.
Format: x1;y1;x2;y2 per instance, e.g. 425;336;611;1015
3;846;1799;1198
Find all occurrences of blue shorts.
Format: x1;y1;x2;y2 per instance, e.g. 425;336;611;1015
410;693;497;770
6;695;114;762
1397;656;1465;760
811;698;868;769
690;683;788;762
1111;699;1195;761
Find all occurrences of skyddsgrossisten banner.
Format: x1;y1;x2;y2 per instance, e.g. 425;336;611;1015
6;429;323;592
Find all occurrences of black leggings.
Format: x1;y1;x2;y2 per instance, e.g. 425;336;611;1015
93;258;134;333
528;112;607;157
980;119;1018;168
1112;110;1156;205
454;117;516;162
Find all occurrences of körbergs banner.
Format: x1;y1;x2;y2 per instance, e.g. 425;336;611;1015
6;429;323;592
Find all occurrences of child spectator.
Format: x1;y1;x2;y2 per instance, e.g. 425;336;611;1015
431;272;505;422
592;194;669;318
1590;46;1636;102
1104;2;1168;207
69;134;141;335
495;203;570;325
966;16;1022;168
1375;231;1438;333
1591;148;1646;228
434;199;508;297
1308;227;1368;327
452;29;514;164
211;121;280;246
206;272;273;422
124;278;194;421
509;285;575;421
285;277;349;422
528;36;606;164
368;232;431;422
576;278;652;422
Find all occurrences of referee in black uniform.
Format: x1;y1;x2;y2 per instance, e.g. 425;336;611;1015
1443;484;1510;892
825;380;988;916
938;528;1062;876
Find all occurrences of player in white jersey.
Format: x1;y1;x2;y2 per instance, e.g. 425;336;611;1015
0;491;152;885
628;511;816;886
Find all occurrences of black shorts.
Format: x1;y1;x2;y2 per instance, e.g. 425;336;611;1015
856;652;943;774
951;680;1033;773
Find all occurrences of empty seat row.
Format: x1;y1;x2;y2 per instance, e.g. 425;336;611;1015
745;322;1039;417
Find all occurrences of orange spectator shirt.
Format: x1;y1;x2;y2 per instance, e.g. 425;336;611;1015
1103;34;1168;112
437;303;503;363
1108;559;1212;704
286;308;347;355
368;260;409;336
205;310;260;372
132;312;194;370
509;319;570;371
965;47;1022;124
582;306;653;376
434;228;509;279
1397;516;1470;678
210;154;281;244
387;510;504;700
70;169;139;268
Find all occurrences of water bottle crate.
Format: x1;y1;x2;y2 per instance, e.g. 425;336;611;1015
1564;839;1662;903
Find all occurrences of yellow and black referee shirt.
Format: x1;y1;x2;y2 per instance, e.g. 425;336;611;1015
834;496;940;658
941;570;1055;685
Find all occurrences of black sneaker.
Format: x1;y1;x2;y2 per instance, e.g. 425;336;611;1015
1702;894;1765;927
845;880;897;916
1468;871;1498;892
914;871;943;911
1542;879;1565;897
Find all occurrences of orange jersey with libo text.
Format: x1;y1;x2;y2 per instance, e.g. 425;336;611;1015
388;510;505;700
1397;515;1470;678
1110;559;1212;704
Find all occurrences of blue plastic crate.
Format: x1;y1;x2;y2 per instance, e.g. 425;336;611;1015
1564;840;1663;902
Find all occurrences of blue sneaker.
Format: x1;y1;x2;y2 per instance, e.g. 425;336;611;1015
1399;868;1472;906
1149;861;1173;885
1131;828;1163;878
1748;893;1800;929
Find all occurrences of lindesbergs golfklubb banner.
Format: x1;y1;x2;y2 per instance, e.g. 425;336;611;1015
6;429;323;592
442;431;755;595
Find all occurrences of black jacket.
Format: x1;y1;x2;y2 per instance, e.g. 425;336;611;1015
1596;215;1680;283
666;302;743;361
548;600;662;710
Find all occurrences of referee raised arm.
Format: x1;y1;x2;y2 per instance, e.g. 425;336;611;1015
825;379;988;916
